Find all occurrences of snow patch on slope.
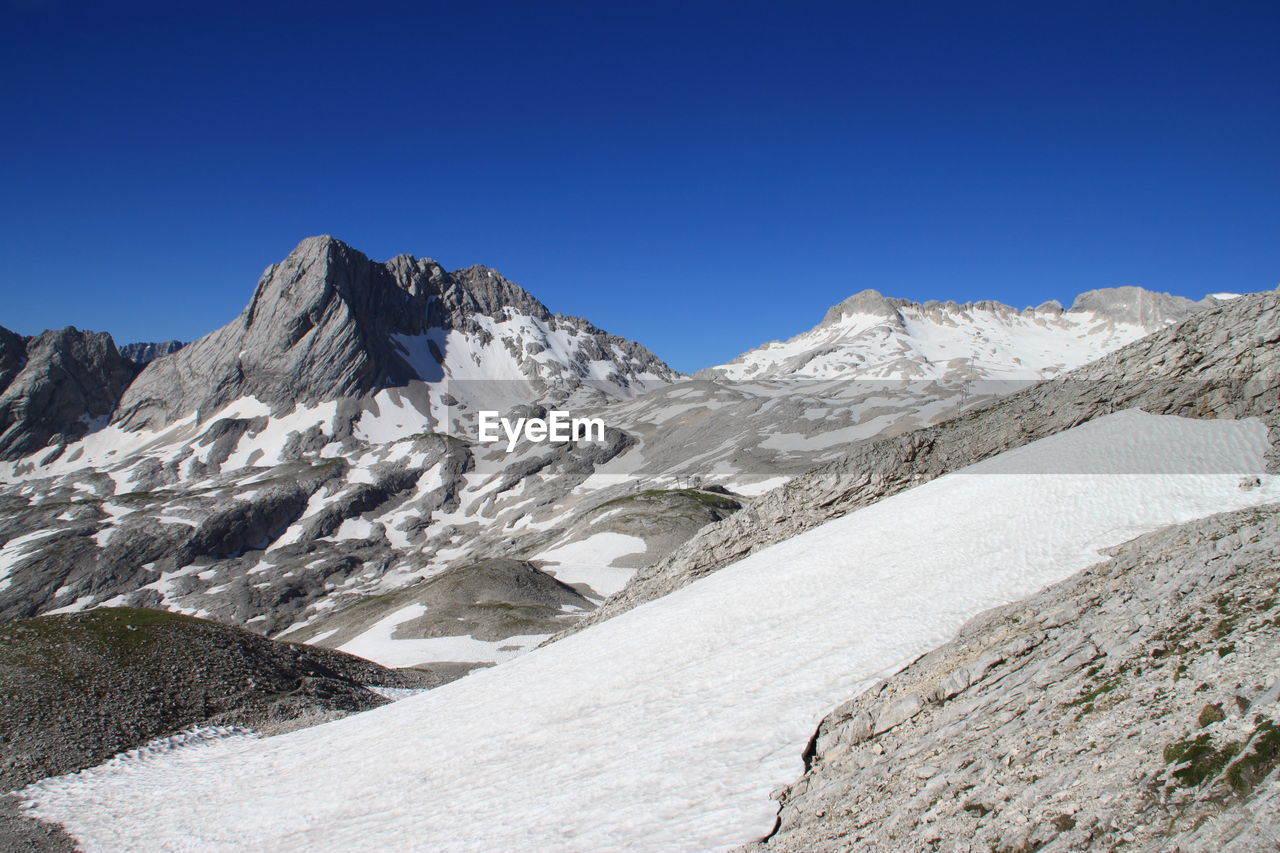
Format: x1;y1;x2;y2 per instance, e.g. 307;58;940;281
21;411;1280;851
533;531;649;598
336;603;544;668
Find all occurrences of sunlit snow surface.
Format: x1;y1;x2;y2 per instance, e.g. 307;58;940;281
532;531;649;597
335;603;546;667
21;412;1280;852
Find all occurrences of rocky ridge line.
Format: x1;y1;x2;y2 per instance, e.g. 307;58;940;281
112;235;678;433
558;287;1280;640
119;340;185;365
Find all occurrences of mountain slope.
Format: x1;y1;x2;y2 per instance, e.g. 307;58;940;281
562;287;1279;636
749;502;1280;853
17;411;1279;850
709;286;1223;381
0;607;429;793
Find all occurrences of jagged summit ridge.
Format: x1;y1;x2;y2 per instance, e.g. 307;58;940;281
112;236;678;431
1069;284;1216;326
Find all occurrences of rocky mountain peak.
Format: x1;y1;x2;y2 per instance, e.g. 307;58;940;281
0;327;137;459
820;289;906;326
0;326;27;392
444;265;554;325
111;237;427;430
109;237;675;432
1067;285;1208;326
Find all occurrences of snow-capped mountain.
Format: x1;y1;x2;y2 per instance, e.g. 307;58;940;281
4;246;1279;852
0;236;685;660
710;286;1228;381
0;240;1257;681
554;285;1234;506
113;235;677;434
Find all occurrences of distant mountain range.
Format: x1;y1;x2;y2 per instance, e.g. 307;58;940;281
119;340;185;365
710;285;1233;381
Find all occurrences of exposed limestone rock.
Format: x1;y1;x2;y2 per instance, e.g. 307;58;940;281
1069;284;1213;327
112;236;676;432
0;327;26;392
0;328;136;460
743;503;1280;852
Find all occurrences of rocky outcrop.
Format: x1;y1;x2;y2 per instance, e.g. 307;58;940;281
119;340;185;365
113;236;677;431
0;328;26;393
0;328;136;460
563;288;1280;639
0;607;432;794
819;289;908;326
1069;284;1213;326
743;502;1280;852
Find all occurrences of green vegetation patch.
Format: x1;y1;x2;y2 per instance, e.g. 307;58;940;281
1197;703;1225;728
1068;674;1125;717
1225;717;1280;795
1163;717;1280;793
1163;734;1242;787
0;607;206;679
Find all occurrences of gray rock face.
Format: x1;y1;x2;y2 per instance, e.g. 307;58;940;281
1068;284;1211;326
819;289;907;326
744;503;1280;852
119;340;185;365
112;237;442;430
0;328;136;460
562;288;1280;638
0;327;26;392
113;236;677;431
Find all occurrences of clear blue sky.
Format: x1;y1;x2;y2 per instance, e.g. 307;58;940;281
2;1;1277;372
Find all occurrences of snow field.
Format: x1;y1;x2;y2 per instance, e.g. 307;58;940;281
20;411;1280;852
